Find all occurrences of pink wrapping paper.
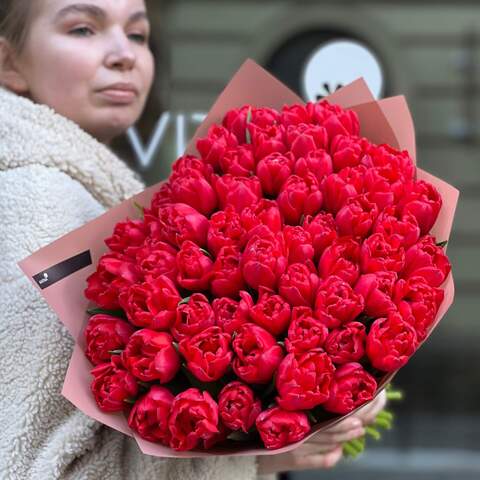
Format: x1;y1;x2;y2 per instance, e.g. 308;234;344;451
18;59;459;457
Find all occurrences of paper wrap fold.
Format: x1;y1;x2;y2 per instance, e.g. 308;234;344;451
18;59;459;457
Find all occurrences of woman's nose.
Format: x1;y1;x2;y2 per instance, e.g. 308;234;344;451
104;33;136;71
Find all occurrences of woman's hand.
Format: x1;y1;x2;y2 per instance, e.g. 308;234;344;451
257;389;388;475
256;415;364;474
351;388;388;426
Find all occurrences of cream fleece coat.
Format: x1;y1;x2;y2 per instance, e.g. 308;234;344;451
0;87;272;480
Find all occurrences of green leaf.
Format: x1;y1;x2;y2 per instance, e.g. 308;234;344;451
227;431;251;442
199;248;213;259
245;107;252;144
133;201;144;218
343;441;361;458
260;376;277;402
377;410;394;422
436;240;448;248
350;437;366;451
86;308;127;320
178;297;191;306
357;314;376;327
123;398;136;405
342;437;365;458
374;417;392;430
342;387;401;460
180;366;223;398
307;411;318;424
365;426;381;441
386;390;404;401
108;349;123;355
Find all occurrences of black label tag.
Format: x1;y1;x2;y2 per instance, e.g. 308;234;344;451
33;250;92;290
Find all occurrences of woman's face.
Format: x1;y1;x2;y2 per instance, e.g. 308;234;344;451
15;0;154;142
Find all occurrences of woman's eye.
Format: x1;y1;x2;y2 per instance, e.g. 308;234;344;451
128;33;147;44
69;26;94;37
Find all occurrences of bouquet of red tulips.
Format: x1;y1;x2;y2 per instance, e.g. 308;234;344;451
19;59;458;457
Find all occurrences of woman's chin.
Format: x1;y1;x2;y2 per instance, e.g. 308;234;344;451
85;116;137;144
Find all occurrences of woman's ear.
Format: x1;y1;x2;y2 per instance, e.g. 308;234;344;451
0;38;29;93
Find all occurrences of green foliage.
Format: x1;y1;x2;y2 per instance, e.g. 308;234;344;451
342;384;403;459
245;107;252;144
133;201;144;218
86;307;127;320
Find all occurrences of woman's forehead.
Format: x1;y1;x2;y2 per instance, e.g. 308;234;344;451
40;0;148;20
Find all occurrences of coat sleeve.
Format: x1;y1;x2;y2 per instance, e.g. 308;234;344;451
0;165;267;480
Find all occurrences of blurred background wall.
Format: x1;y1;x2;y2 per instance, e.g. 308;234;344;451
115;1;480;478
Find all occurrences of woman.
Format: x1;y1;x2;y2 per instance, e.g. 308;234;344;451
0;1;386;478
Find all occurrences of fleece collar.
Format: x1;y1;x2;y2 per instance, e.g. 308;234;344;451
0;87;144;208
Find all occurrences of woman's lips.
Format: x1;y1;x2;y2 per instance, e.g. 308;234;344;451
97;86;138;104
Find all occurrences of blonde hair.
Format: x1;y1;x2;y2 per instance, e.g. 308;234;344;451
0;0;34;52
